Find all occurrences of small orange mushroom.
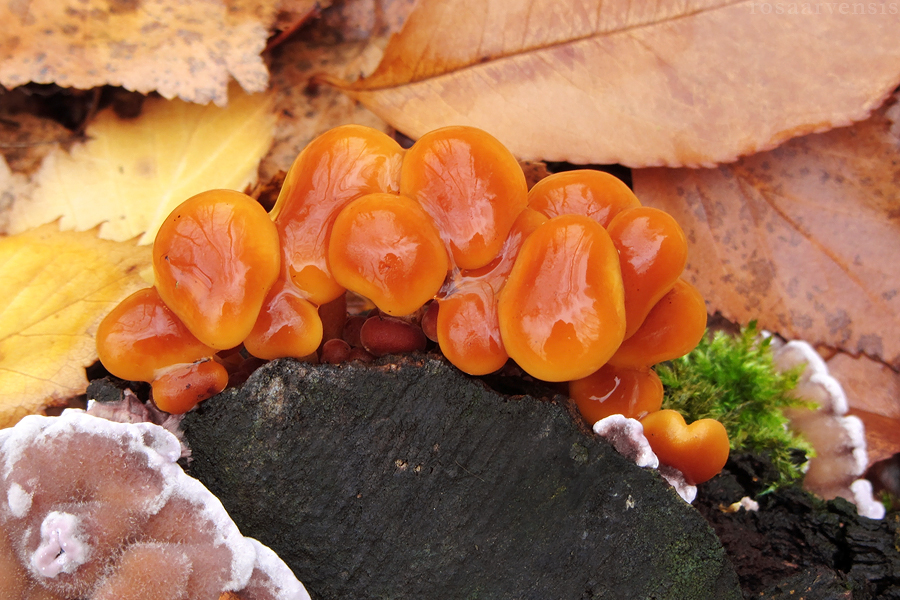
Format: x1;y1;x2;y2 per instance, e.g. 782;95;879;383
527;170;641;228
359;314;428;357
640;409;730;485
328;193;450;316
434;208;546;376
153;189;280;350
318;293;349;346
96;288;218;382
272;125;404;305
498;214;626;382
606;207;688;340
400;126;528;270
569;364;664;424
609;279;707;369
435;282;507;376
96;287;227;413
244;279;324;360
151;360;230;414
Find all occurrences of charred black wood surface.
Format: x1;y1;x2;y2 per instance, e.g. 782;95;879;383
696;453;900;599
181;355;740;600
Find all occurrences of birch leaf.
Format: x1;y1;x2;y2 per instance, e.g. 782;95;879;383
0;224;151;429
6;86;275;245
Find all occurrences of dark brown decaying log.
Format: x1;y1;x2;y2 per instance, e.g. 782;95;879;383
180;354;740;600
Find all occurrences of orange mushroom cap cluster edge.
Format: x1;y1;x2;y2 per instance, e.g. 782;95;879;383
95;122;725;490
96;287;228;413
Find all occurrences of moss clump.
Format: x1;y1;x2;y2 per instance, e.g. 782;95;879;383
878;490;900;514
656;322;814;490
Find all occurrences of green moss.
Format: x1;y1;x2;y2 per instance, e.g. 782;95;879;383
878;490;900;514
655;322;814;490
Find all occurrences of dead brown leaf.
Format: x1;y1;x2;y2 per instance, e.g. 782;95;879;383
0;224;151;429
0;0;286;105
828;353;900;420
315;0;418;42
632;102;900;367
260;39;393;180
0;112;74;175
331;0;900;167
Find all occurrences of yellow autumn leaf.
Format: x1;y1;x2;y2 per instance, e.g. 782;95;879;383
6;86;275;245
0;224;151;429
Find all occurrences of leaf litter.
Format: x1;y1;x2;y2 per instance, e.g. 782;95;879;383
0;0;291;105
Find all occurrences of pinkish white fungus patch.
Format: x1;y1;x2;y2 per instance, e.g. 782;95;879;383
593;415;659;469
592;415;698;504
770;337;885;519
0;410;311;599
32;511;90;577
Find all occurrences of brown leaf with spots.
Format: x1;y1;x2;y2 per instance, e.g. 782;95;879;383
258;0;420;178
633;100;900;367
0;224;151;429
330;0;900;167
260;39;394;180
0;0;293;105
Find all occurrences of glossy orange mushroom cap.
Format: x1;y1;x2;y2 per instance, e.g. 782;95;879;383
527;169;641;228
271;125;404;305
153;189;281;350
96;287;227;413
609;279;707;369
244;279;324;360
328;193;450;316
96;287;219;382
607;207;688;340
641;409;730;485
436;283;508;376
498;215;626;382
400;126;528;270
569;364;664;425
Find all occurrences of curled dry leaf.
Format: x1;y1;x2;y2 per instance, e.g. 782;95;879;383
0;224;151;429
632;103;900;370
0;0;281;106
5;86;275;245
332;0;900;167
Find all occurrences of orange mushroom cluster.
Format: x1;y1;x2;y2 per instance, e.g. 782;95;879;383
96;124;727;483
